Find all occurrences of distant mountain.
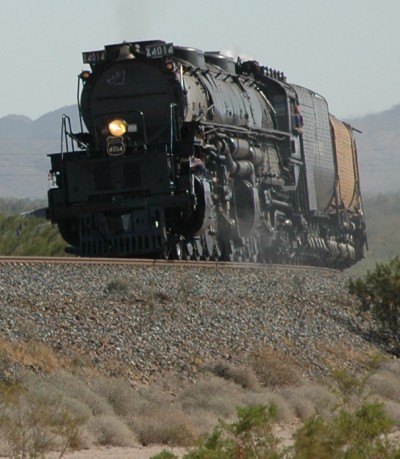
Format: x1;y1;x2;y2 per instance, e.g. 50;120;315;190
0;105;79;139
0;104;399;198
346;105;400;195
0;106;80;198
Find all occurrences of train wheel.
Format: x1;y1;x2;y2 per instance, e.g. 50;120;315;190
171;241;183;260
234;247;244;262
160;241;171;260
182;240;193;261
201;232;215;261
250;237;259;263
220;240;235;262
192;240;202;261
241;245;252;263
212;240;222;261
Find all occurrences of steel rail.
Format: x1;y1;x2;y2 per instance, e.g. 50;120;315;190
0;256;338;273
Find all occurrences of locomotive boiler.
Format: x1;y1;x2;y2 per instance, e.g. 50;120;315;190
47;40;367;268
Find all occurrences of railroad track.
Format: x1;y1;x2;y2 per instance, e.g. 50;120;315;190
0;255;338;272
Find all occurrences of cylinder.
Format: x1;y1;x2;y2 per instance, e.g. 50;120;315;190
227;138;250;159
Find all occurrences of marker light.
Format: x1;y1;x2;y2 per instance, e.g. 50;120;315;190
108;119;127;137
80;71;91;80
165;61;175;72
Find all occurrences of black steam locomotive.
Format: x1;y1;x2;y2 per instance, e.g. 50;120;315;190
47;40;367;268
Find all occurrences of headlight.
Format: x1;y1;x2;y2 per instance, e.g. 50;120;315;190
108;119;127;137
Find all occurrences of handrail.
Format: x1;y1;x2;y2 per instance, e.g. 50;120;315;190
60;114;88;157
60;115;74;156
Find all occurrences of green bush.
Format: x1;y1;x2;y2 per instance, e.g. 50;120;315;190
292;401;397;459
287;357;400;458
349;257;400;354
181;404;284;459
150;451;179;459
0;213;66;256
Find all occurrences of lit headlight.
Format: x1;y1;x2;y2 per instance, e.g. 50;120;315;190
108;119;127;137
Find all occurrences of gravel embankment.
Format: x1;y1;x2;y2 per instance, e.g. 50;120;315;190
0;262;379;384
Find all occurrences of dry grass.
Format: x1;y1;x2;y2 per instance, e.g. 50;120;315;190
2;336;400;452
241;390;296;424
368;370;400;403
132;409;197;446
34;371;114;416
202;361;260;390
91;377;138;419
381;359;400;377
104;277;132;294
279;384;338;419
249;346;304;387
87;414;137;447
17;371;137;449
179;375;242;418
0;337;101;379
381;399;400;427
178;374;297;425
3;361;400;451
317;342;384;373
0;337;61;373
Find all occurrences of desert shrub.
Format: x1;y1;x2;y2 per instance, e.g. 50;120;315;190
0;213;66;256
279;384;338;419
368;370;400;403
104;277;131;294
179;375;296;426
291;400;399;459
129;384;173;417
203;361;260;390
91;377;138;419
278;388;317;420
151;451;179;459
114;383;196;446
379;399;400;427
0;382;85;458
133;408;197;446
143;286;172;315
11;340;60;372
250;348;303;388
182;404;283;459
177;272;201;296
86;414;136;446
382;359;400;376
349;257;400;354
289;355;400;458
179;376;242;419
22;371;114;418
242;391;295;424
44;371;114;417
317;342;381;373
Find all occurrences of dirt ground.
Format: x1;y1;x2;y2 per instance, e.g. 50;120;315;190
47;445;187;459
8;424;400;458
44;422;300;459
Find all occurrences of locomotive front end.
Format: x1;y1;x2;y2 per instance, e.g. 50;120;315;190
47;41;191;257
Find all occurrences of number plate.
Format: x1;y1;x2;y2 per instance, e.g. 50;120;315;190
82;50;106;64
107;137;126;156
145;43;174;59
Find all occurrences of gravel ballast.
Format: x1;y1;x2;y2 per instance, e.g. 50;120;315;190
0;262;378;384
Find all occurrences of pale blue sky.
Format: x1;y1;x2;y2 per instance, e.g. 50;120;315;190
1;0;398;120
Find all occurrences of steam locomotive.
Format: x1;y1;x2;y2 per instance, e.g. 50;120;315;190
47;40;367;268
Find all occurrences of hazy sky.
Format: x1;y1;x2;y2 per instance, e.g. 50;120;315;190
1;0;398;120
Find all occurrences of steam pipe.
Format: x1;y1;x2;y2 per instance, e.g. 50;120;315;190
214;137;256;184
